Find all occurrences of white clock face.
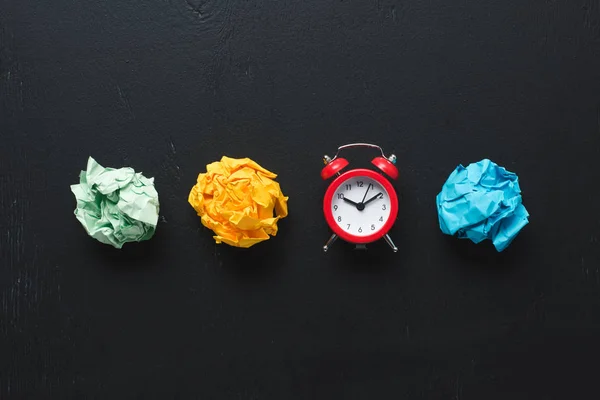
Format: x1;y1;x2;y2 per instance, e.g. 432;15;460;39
330;175;392;237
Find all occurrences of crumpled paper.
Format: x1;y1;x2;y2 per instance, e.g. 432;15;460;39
70;157;159;248
436;159;529;252
188;156;288;248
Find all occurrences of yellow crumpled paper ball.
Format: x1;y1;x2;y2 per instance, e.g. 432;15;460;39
188;156;289;248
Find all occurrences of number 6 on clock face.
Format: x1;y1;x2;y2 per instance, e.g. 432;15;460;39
323;169;398;244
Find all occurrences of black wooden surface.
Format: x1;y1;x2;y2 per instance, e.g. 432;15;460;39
2;0;600;398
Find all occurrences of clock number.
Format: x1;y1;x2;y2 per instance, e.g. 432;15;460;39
379;216;384;222
346;224;351;230
358;227;362;233
356;181;364;187
337;216;342;222
382;204;387;210
333;205;338;211
345;184;351;190
378;193;384;199
371;224;375;230
337;193;344;199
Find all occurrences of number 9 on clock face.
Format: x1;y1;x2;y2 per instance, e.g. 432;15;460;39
323;169;398;244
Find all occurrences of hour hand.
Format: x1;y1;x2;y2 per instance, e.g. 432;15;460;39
342;197;359;207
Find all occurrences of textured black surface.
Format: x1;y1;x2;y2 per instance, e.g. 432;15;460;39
2;0;600;398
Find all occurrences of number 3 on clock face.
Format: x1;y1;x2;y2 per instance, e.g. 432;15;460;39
323;168;398;244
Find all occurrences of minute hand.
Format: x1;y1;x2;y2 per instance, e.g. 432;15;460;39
363;192;382;206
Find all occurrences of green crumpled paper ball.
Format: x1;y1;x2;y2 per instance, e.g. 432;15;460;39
70;157;160;249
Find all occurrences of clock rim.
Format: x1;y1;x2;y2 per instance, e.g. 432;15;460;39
323;168;398;244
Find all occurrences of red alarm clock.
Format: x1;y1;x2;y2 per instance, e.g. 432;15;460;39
321;143;399;252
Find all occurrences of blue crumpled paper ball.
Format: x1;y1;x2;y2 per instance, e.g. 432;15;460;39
436;159;529;252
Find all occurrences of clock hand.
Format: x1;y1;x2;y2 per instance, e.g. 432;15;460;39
342;197;360;207
361;183;372;204
363;192;383;206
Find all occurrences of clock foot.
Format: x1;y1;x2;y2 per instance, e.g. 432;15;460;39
323;233;338;252
384;234;398;252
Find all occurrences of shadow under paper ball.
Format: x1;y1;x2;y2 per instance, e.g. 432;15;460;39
440;230;527;272
214;236;287;284
87;230;166;271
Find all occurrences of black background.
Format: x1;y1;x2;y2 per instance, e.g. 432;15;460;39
2;0;600;398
